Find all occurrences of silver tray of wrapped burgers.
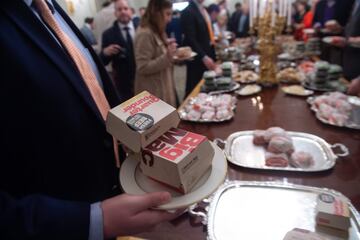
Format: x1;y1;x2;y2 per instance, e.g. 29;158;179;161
307;92;360;130
215;127;349;172
189;181;360;240
178;93;237;123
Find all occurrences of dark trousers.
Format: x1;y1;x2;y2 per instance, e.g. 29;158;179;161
343;46;360;80
185;59;207;98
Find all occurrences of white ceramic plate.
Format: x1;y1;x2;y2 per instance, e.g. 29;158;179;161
282;85;314;96
235;84;262;96
173;52;197;61
119;142;228;210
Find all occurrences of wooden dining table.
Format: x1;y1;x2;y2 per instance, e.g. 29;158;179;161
133;80;360;240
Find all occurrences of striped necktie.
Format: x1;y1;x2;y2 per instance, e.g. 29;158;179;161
33;0;120;166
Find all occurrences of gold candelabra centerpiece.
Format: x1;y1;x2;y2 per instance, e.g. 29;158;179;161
249;0;292;86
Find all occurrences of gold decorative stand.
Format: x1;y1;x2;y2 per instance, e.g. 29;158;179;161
250;1;286;87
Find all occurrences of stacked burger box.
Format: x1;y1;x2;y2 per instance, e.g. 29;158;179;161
315;193;351;231
106;91;214;194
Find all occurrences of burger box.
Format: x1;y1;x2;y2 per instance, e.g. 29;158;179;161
283;228;329;240
315;193;350;231
132;128;214;194
106;91;180;152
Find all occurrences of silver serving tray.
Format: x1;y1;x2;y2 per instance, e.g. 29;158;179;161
216;131;349;172
307;96;360;130
189;181;360;240
178;95;237;123
207;82;241;95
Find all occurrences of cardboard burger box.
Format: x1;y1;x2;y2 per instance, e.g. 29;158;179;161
134;128;214;194
315;193;350;231
106;91;180;152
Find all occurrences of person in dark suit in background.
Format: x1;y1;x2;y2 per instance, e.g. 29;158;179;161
325;0;360;79
313;0;354;29
100;0;138;100
228;2;249;38
0;0;180;239
228;2;241;33
166;10;183;45
80;17;97;46
341;0;360;80
181;0;217;96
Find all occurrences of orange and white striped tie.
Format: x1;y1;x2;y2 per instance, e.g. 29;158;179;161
201;6;216;45
33;0;120;166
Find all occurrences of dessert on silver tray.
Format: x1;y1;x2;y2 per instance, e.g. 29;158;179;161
307;92;360;130
214;128;349;172
179;93;237;123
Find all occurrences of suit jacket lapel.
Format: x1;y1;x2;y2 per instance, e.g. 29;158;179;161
1;1;108;123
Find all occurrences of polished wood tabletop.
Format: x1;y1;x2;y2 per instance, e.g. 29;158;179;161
135;83;360;240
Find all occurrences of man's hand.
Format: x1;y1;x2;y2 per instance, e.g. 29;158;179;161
347;77;360;96
101;192;182;239
202;56;216;70
331;36;347;48
103;44;122;57
325;20;343;34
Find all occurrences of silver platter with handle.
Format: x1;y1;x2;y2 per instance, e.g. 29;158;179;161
189;181;360;240
215;131;349;172
307;96;360;130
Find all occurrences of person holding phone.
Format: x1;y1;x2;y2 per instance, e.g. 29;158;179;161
100;0;138;100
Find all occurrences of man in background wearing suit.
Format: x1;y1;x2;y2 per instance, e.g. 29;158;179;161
313;0;354;28
343;0;360;80
100;0;138;100
181;0;217;96
327;0;360;79
229;3;250;38
0;0;179;239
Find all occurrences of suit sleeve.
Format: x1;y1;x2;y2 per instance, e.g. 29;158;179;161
0;191;90;240
180;11;207;59
134;31;172;75
99;31;112;66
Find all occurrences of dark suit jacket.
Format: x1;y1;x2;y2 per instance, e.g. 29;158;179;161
100;20;138;100
313;0;355;27
0;1;123;239
180;0;215;95
343;4;360;79
228;11;250;38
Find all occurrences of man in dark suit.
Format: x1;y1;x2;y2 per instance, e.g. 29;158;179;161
181;0;217;96
313;0;355;28
0;0;179;239
229;3;249;38
100;0;138;100
325;0;360;79
343;0;360;80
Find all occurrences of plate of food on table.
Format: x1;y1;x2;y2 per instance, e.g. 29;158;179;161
201;62;240;94
282;85;314;97
233;70;259;84
215;127;349;172
303;61;348;92
178;93;237;123
307;92;360;129
277;67;306;84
